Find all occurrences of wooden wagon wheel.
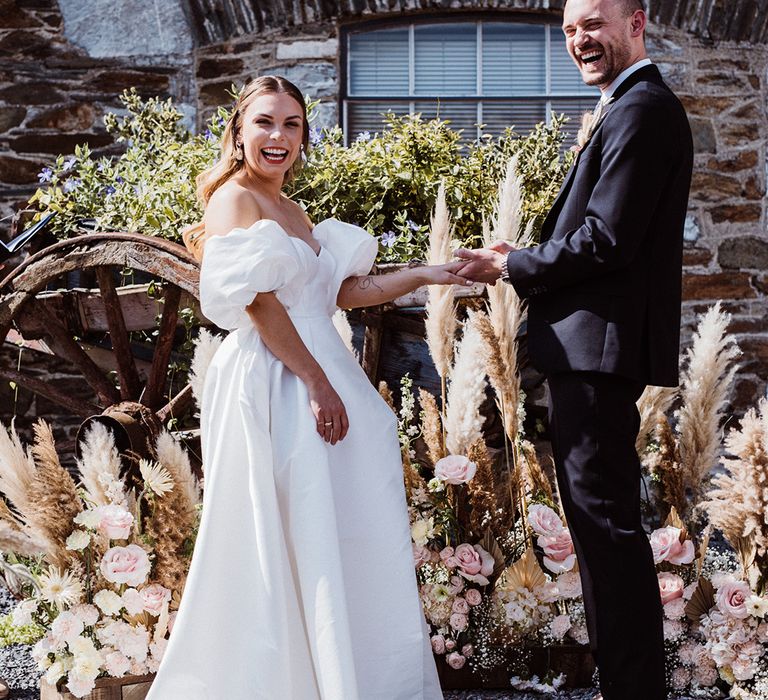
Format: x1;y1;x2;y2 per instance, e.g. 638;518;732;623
0;232;203;467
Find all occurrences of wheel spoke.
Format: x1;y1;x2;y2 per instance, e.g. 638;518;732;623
156;383;194;423
142;284;182;409
37;303;120;406
0;366;100;417
95;267;143;400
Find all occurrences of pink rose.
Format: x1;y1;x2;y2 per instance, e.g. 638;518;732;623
556;572;582;599
649;527;695;566
465;588;482;606
413;543;432;568
447;576;464;595
100;544;151;587
449;613;468;631
461;644;473;658
539;530;576;573
664;598;687;620
452;597;469;615
434;455;477;485
446;652;466;670
658;572;685;605
140;584;172;616
96;504;134;540
527;504;565;539
439;547;455;561
716;579;751;619
122;588;145;616
444;639;456;651
430;635;446;654
454;543;494;584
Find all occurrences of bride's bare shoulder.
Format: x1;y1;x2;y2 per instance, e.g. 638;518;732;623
204;182;262;239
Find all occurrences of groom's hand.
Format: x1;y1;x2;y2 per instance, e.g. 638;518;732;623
455;242;515;285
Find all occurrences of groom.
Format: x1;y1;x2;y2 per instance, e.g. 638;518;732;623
457;1;693;698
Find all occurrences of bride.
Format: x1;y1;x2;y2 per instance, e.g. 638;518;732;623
145;76;467;699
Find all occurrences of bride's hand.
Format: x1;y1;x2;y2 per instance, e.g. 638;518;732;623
419;261;473;287
307;377;349;445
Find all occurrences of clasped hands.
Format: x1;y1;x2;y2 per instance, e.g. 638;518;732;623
453;239;516;286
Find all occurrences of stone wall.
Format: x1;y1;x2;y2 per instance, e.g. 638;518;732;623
1;2;767;434
0;0;194;226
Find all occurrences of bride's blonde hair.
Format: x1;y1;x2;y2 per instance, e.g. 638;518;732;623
183;75;310;259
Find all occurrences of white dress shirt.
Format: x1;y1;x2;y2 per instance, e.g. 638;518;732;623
601;57;654;102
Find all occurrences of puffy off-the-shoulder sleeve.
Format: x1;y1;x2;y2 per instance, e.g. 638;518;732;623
199;222;301;330
313;219;379;306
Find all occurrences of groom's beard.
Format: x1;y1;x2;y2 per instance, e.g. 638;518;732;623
574;38;632;88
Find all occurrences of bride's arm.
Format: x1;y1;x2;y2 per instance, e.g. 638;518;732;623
336;262;471;309
203;188;348;444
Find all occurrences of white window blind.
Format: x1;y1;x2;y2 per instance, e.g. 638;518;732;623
344;20;599;143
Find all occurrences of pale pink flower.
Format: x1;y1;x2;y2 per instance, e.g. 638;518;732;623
454;543;494;584
96;504;134;540
452;597;469;615
449;612;469;631
104;650;130;677
536;581;560;603
692;664;717;687
671;666;691;690
439;547;455;561
129;659;148;676
121;588;144;616
663;619;684;640
465;588;482;606
550;614;571;640
447;576;465;595
649;526;695;566
66;672;96;698
657;572;685;605
683;582;698;601
539;530;576;573
444;638;456;651
732;658;755;681
446;652;466;670
677;640;697;666
461;644;473;658
413;543;432;568
716;579;752;619
434;455;477;485
569;624;590;645
140;584;172;616
431;635;446;654
70;604;99;627
445;556;460;569
556;572;582;599
149;638;168;667
51;611;84;645
664;598;687;620
527;504;564;538
100;544;151;587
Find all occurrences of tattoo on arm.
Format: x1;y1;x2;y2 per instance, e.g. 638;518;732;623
354;276;384;294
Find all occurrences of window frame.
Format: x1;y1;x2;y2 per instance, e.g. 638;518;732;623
338;12;597;143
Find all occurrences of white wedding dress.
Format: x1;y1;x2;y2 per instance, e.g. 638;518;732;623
146;219;442;700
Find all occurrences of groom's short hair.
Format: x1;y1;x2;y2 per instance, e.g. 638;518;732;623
620;0;645;14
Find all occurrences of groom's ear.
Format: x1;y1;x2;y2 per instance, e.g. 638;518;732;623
629;9;647;38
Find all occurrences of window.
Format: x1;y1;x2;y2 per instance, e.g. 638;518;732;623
343;20;599;143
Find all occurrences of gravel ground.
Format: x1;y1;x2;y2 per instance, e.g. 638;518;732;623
0;586;721;700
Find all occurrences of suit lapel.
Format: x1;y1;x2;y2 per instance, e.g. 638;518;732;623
539;65;664;242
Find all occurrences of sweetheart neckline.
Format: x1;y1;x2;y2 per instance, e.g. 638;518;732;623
257;217;327;258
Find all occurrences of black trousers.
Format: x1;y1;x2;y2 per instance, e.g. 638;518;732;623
547;371;666;700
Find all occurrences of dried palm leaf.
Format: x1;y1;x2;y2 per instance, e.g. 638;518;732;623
684;577;715;623
497;547;547;593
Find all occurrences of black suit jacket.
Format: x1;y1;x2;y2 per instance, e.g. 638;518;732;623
506;65;693;387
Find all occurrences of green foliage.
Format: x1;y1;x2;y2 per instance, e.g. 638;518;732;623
29;88;225;241
0;612;45;647
289;113;574;262
28;91;574;263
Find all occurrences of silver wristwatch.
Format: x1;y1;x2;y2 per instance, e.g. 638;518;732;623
500;255;511;284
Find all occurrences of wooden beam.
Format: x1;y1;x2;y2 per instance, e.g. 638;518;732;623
0;367;100;418
142;285;182;410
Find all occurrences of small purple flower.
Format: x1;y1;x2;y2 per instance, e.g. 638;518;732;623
63;178;81;193
217;116;226;127
38;167;53;183
355;131;372;143
97;161;107;172
104;185;116;196
309;127;323;147
380;230;397;248
203;129;215;141
62;157;76;172
115;175;124;184
407;219;420;233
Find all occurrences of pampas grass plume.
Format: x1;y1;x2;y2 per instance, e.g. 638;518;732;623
76;422;123;507
190;328;223;412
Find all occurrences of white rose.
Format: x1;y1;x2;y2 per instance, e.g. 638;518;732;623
12;598;38;627
73;509;101;529
66;530;91;551
121;588;145;616
93;589;123;617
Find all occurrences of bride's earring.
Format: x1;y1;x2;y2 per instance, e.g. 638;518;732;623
234;142;244;162
300;144;307;163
